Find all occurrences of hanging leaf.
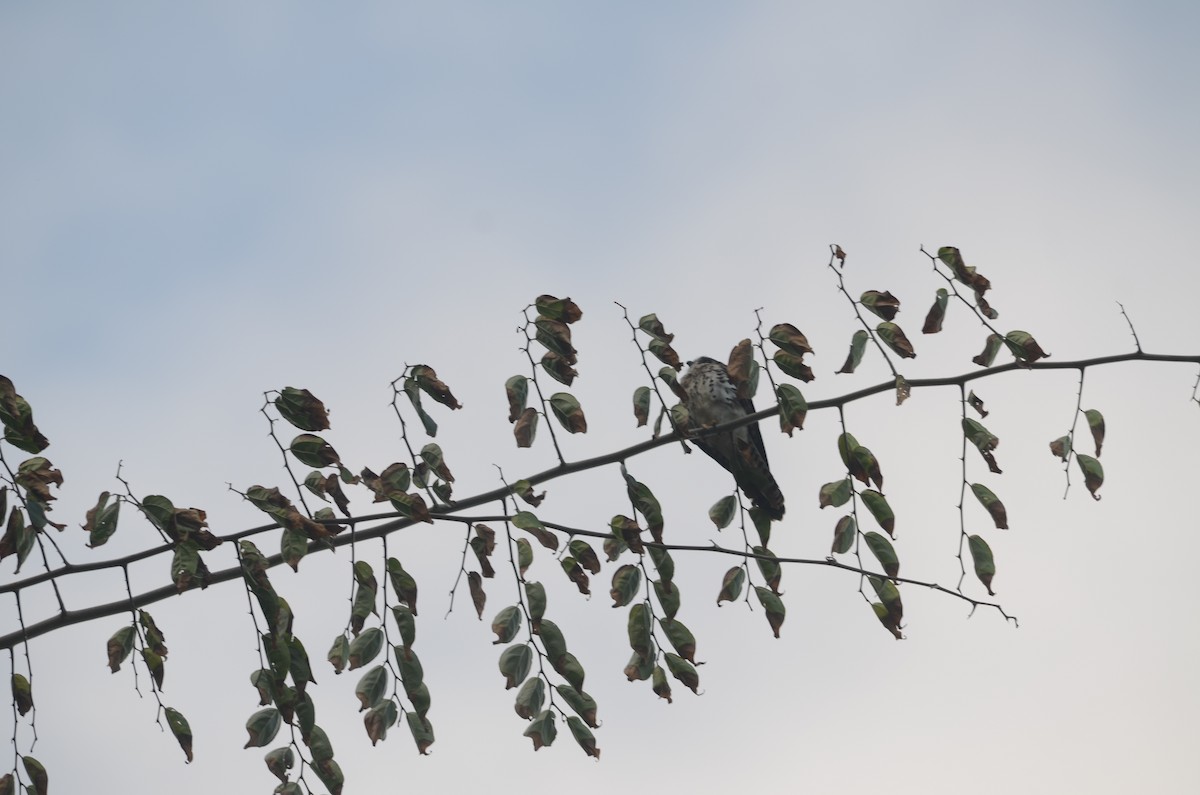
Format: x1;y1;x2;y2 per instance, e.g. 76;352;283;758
1076;454;1104;499
716;566;746;605
632;386;651;427
850;446;883;490
610;565;641;608
566;715;600;759
860;490;895;538
708;495;737;529
490;605;522;645
653;578;680;619
354;665;389;711
548;393;587;434
505;376;528;423
659;618;697;663
864;531;899;578
540;351;578;386
638;312;673;341
819;478;853;509
498;643;533;689
468;572;487;619
244;707;283;748
876;322;916;359
363;700;398;746
386;558;419;616
970;483;1009;529
627;602;653;660
777;384;807;435
274;387;330;432
652;664;673;703
836;330;870;375
348;628;384;670
963;419;1003;474
536;295;583;323
861;290;900;321
968;534;996;595
534;317;577;364
83;491;121;548
923;288;949;334
664;652;700;694
773;350;814;382
407;713;435;755
409;364;462;409
973;333;1004;368
1004;331;1050;364
514;677;545;720
768;323;813;356
1084;409;1105;457
755;587;786;638
622;467;664;542
831;515;856;555
523;709;557;750
264;746;295;782
164;708;194;763
512;511;558;551
752;545;781;593
648;337;682;370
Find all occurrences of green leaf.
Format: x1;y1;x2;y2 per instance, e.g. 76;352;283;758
264;745;295;782
505;375;529;423
536;294;583;323
83;492;121;548
864;531;899;578
569;539;602;575
386;558;419;616
755;586;786;638
922;288;949;334
566;715;600;758
512;510;559;551
327;633;349;675
632;386;652;427
860;290;900;321
244;707;282;749
1084;409;1105;457
777;383;807;435
491;605;522;645
664;652;700;693
536;619;568;663
819;478;853;509
549;392;588;434
498;643;533;690
553;651;586;691
524;581;545;624
514;677;545;720
876;322;916;359
831;515;856;555
970;483;1009;529
627;602;653;660
348;627;384;670
653;579;680;619
837;329;870;374
164;708;193;763
274;387;330;432
972;333;1004;367
609;564;641;607
395;646;424;693
540;351;578;386
288;434;341;468
363;700;399;746
355;665;389;711
622;467;664;542
556;684;599;728
280;528;308;572
716;566;746;605
647;544;674;583
11;674;32;717
773;349;814;381
708;495;737;529
968;534;996;595
860;489;895;538
517;539;534;577
406;712;435;755
659;618;697;663
106;624;136;673
1004;330;1050;363
768;323;813;356
1076;454;1104;499
523;709;557;750
752;545;781;593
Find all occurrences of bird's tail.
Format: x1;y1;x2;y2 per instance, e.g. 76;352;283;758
735;442;786;521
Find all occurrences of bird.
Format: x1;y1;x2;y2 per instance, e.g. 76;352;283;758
679;356;785;520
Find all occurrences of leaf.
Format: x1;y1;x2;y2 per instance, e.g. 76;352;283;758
923;288;949;334
549;392;587;434
609;514;644;554
870;576;904;635
11;674;32;716
864;531;899;578
626;602;654;662
967;390;989;417
773;349;814;382
498;643;533;689
244;707;283;748
513;407;539;447
517;539;534;577
1084;409;1105;457
648;337;682;370
652;665;673;703
659;618;697;663
509;481;544;508
831;515;856;555
348;627;385;670
755;586;786;638
523;581;545;626
386;558;419;615
860;489;895;538
568;539;602;575
505;375;529;423
1076;454;1104;499
972;333;1004;368
264;746;295;782
410;364;462;409
355;665;389;711
768;323;813;356
1049;434;1072;462
716;566;745;605
632;386;651;427
534;316;577;363
0;377;49;453
83;491;121;548
540;351;578;386
327;634;349;675
560;556;590;595
552;652;586;691
406;712;435;755
638;312;673;341
1004;331;1050;364
837;330;870;374
850;445;883;490
274;387;330;432
391;606;416;648
861;290;900;321
395;645;424;693
708;495;737;529
819;478;853;509
514;677;545;720
523;709;557;750
963;418;1003;474
536;294;583;323
567;715;601;759
876;322;916;359
280;528;308;572
970;483;1009;529
968;534;996;595
363;700;398;746
557;684;599;728
164;708;193;763
289;434;341;468
609;564;641;607
653;578;680;619
468;571;487;618
665;652;701;693
777;383;807;435
512;510;558;551
752;545;781;593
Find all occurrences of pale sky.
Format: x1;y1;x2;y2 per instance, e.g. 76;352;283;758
2;3;1199;794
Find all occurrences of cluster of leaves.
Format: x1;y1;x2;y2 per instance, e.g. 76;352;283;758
507;296;587;447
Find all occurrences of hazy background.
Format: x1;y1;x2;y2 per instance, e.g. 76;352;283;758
2;3;1198;793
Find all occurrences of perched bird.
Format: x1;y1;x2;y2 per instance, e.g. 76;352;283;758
680;356;785;520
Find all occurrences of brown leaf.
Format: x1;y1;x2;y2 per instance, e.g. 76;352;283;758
410;365;462;410
468;571;486;619
513;407;538;448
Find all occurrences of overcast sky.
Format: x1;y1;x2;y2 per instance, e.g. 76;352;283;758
2;3;1199;794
